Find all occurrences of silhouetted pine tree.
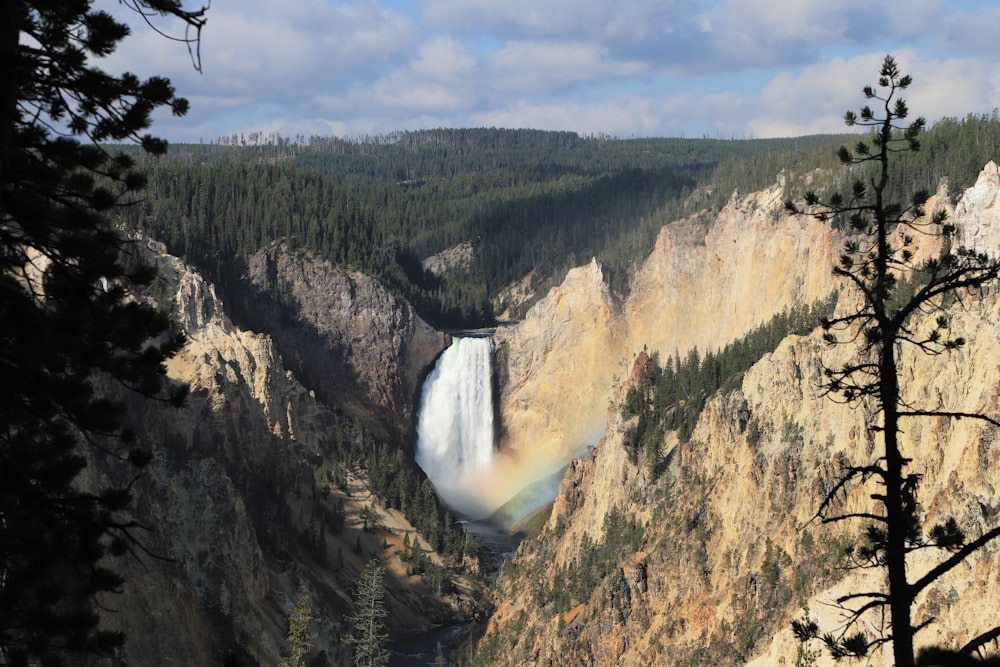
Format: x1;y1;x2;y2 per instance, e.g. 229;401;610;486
0;2;204;663
786;55;1000;667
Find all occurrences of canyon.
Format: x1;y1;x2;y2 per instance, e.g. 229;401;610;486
99;161;1000;665
488;170;840;514
469;161;1000;665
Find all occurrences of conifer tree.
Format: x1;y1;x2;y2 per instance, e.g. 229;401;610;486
785;55;1000;667
279;593;318;667
0;2;205;663
343;559;390;667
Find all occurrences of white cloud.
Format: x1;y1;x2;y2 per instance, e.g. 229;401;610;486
487;41;647;96
748;54;888;137
408;36;479;83
422;0;647;39
908;58;1000;122
928;3;1000;56
466;89;749;139
314;36;480;120
743;50;1000;138
103;0;425;140
86;0;1000;142
421;0;710;66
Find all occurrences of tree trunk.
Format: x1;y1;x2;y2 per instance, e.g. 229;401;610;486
882;344;915;667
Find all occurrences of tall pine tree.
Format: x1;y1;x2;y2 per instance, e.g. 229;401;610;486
343;559;390;667
279;593;318;667
0;2;205;663
786;55;1000;667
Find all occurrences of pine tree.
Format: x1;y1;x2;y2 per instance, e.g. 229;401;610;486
279;593;318;667
0;2;205;663
786;55;1000;667
343;559;390;667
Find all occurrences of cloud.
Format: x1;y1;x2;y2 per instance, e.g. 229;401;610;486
313;35;480;125
487;41;648;96
908;58;1000;122
421;0;715;71
466;89;749;139
938;5;1000;57
744;50;1000;138
104;0;422;138
90;0;1000;142
748;53;888;137
408;36;479;83
421;0;677;41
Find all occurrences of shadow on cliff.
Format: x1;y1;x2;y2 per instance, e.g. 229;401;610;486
218;254;409;447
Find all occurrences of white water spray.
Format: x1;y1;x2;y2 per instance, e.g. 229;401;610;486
415;336;495;517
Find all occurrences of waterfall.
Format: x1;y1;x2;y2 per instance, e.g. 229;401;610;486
415;335;495;517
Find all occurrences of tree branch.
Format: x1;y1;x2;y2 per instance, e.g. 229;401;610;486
911;524;1000;597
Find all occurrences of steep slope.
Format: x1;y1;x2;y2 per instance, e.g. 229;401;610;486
87;242;475;665
468;163;1000;665
234;243;448;443
489;259;623;510
490;173;839;513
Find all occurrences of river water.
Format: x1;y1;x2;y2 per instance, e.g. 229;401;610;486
403;335;525;663
388;623;465;666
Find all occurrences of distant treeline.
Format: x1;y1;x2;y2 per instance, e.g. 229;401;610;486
714;111;1000;213
117;115;1000;329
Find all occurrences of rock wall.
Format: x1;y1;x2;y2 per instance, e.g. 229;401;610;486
489;258;622;509
90;247;464;665
491;174;841;510
239;244;448;443
472;163;1000;665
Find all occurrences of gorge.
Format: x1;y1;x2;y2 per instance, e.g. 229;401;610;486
54;126;1000;665
463;161;1000;665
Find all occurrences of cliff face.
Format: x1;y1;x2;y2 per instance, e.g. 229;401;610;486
491;175;841;510
488;259;622;509
240;244;448;443
473;164;1000;665
90;245;466;665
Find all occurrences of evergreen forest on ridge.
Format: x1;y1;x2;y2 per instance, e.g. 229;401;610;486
117;114;1000;330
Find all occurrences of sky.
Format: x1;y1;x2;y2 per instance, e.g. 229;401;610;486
106;0;1000;143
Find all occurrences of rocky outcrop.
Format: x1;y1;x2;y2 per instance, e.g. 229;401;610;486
239;244;448;442
956;161;1000;253
490;176;842;513
89;247;466;665
473;164;1000;665
423;240;475;276
489;258;622;509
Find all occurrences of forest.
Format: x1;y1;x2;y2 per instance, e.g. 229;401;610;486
114;129;807;327
616;106;1000;479
116;116;1000;329
621;294;839;479
111;118;999;330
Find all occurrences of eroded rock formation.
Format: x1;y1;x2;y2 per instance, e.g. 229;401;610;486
490;174;842;511
240;244;448;442
472;163;1000;665
89;246;465;665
